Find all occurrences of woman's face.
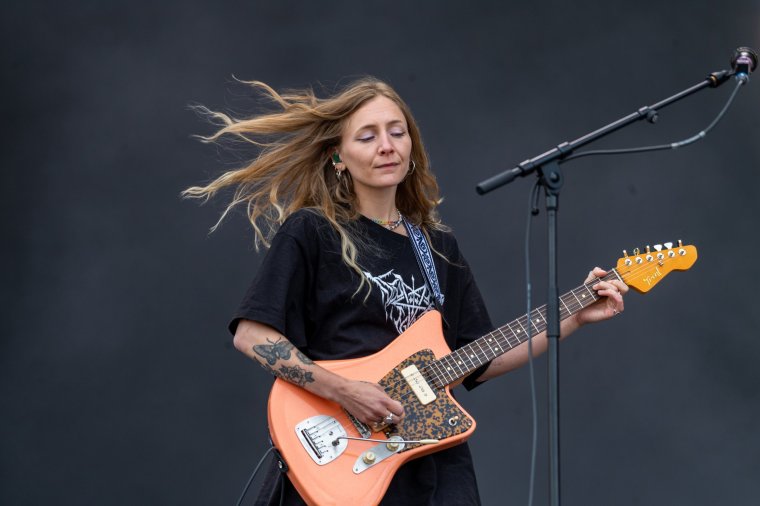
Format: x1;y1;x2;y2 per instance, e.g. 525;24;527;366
337;95;412;200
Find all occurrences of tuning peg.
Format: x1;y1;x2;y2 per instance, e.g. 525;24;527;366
664;242;673;249
654;244;663;252
633;247;640;255
622;250;632;266
678;239;683;247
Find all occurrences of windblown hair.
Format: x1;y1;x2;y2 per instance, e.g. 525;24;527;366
183;77;445;291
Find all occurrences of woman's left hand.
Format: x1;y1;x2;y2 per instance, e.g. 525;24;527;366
574;267;628;326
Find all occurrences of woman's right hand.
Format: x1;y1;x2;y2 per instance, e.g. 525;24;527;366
333;378;405;428
233;320;404;428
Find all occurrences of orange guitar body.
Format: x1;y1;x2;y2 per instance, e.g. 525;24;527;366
267;311;476;506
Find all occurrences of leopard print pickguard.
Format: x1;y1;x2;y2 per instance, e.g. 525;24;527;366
378;349;473;451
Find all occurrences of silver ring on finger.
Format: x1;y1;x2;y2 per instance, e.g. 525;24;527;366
384;412;394;424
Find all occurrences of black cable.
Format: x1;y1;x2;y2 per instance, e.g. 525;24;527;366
524;180;541;506
236;446;275;506
560;79;746;163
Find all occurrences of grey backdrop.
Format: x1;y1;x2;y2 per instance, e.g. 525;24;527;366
3;1;759;504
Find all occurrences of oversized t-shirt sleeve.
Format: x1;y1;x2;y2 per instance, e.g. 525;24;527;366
228;225;311;350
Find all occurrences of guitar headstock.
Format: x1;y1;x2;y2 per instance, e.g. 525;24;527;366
616;241;698;293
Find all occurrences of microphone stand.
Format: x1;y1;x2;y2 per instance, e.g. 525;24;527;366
476;67;742;506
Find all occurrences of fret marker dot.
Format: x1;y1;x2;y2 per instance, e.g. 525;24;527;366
582;294;586;298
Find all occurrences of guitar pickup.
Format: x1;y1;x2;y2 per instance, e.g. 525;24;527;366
401;365;436;405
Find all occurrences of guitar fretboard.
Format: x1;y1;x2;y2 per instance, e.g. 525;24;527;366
424;270;621;388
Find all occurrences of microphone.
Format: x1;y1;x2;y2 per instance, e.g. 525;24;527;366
731;47;758;82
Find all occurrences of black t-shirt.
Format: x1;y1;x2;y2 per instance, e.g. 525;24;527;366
231;209;494;505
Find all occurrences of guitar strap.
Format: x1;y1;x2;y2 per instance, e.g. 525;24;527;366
403;219;447;328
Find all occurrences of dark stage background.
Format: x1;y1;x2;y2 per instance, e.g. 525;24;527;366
3;1;759;504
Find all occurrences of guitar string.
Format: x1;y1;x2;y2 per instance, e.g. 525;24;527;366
304;252;691;437
419;252;689;388
307;253;688;436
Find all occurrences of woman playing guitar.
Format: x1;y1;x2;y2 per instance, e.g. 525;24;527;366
185;78;627;505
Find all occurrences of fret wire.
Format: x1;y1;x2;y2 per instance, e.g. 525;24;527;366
449;352;467;378
489;331;509;358
503;321;519;345
511;319;523;342
443;355;460;380
496;326;516;349
474;339;489;365
533;309;547;334
472;341;487;366
570;289;583;306
460;344;479;371
487;332;507;357
518;315;533;337
583;282;597;301
527;314;539;334
438;356;455;384
515;316;527;335
427;360;445;388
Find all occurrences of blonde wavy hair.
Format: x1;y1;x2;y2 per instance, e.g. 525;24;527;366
183;77;445;290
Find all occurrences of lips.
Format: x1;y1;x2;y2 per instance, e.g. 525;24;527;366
375;162;399;168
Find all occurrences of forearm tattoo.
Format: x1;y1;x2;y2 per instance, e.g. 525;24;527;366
253;338;313;365
252;338;314;385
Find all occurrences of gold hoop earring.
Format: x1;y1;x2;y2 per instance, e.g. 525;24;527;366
404;160;416;180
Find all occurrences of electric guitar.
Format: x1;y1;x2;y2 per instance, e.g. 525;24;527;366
267;242;698;505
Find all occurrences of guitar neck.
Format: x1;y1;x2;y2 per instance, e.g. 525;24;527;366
427;270;622;388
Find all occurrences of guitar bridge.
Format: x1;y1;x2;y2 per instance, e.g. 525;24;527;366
295;415;348;465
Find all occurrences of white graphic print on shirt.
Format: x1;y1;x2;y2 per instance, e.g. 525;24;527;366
364;269;433;334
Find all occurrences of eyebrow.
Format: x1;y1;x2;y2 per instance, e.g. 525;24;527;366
354;119;406;132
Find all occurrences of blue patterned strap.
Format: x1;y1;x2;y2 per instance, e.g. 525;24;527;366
403;219;445;308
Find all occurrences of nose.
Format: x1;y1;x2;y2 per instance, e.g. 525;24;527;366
377;131;395;154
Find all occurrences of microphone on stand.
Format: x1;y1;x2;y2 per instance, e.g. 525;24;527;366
731;47;758;82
